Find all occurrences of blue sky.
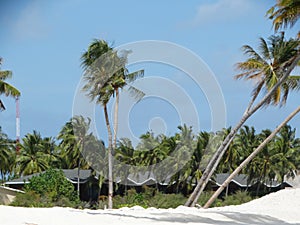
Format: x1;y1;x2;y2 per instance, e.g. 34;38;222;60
0;0;299;141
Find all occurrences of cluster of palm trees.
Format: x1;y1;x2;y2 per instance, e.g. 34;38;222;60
187;0;300;208
1;123;299;194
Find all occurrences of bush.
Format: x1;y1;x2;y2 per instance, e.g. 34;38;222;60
11;169;80;207
148;192;186;208
114;189;149;208
196;191;223;207
196;190;254;208
222;190;253;206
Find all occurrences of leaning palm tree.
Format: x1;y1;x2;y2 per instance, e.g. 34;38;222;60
0;57;20;111
185;34;300;207
235;34;300;107
81;39;144;209
267;0;300;32
203;105;300;208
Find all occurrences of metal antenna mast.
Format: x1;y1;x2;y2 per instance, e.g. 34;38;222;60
16;97;20;152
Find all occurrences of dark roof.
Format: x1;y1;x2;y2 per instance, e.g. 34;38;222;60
213;173;253;187
5;169;92;185
211;173;293;188
115;171;172;186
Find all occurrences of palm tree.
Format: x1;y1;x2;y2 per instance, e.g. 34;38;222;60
203;105;300;208
272;124;300;185
41;136;59;168
0;127;16;183
185;34;300;207
17;131;49;176
235;34;300;107
0;57;20;111
57;116;91;196
81;39;143;208
267;0;300;32
115;138;136;193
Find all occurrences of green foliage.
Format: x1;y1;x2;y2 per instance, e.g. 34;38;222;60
11;169;79;207
148;192;186;209
114;189;149;208
222;191;253;206
196;191;223;207
112;189;253;209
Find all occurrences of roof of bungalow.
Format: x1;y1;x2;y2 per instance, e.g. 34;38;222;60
211;173;293;188
5;169;92;185
115;171;173;186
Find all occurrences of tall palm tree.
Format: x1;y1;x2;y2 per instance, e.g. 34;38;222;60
17;131;49;176
0;57;20;111
81;39;143;208
203;106;300;208
185;34;300;207
267;0;300;32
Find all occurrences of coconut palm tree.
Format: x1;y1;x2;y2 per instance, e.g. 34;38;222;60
81;39;144;209
185;34;300;207
115;138;136;193
267;0;300;32
0;57;20;111
57;116;91;196
203;105;300;208
0;128;16;183
271;124;300;184
17;131;49;176
235;34;300;107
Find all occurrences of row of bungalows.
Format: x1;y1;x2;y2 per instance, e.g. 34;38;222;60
2;169;299;204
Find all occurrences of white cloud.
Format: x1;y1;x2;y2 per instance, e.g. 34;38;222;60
13;1;48;40
193;0;253;26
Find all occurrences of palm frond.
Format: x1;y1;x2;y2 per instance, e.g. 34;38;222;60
126;69;144;83
0;81;21;97
127;85;145;102
0;70;12;80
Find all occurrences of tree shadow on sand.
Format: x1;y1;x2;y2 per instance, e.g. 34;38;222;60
86;210;300;225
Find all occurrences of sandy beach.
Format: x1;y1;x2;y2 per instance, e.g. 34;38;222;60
1;188;300;225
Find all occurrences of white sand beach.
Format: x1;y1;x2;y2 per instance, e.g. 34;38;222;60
1;188;300;225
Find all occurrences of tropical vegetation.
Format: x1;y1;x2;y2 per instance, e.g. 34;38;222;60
1;0;299;210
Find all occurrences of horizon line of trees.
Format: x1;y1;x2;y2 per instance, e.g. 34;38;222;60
1;121;299;196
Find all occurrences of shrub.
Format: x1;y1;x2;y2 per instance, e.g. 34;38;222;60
148;192;186;208
11;169;79;207
196;191;223;207
222;190;253;206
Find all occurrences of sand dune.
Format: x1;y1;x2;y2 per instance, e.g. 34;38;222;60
1;188;300;225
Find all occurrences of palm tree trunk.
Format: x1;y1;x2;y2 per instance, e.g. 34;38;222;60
185;54;300;207
104;105;113;209
203;105;300;208
113;88;119;151
77;157;81;197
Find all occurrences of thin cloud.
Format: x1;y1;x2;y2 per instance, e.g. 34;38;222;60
13;1;48;40
193;0;253;26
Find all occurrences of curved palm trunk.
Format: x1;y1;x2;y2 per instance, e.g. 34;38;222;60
185;53;300;207
203;105;300;208
104;105;113;209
